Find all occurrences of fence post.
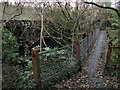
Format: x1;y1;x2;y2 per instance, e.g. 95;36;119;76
75;40;81;70
106;41;112;65
31;50;41;88
87;34;89;57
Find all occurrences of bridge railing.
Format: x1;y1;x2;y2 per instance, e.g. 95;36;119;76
80;29;100;65
104;28;120;78
31;28;100;89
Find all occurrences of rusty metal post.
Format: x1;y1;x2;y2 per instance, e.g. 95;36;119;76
31;50;41;88
75;40;81;70
87;34;89;57
105;27;109;39
106;42;112;65
106;47;111;65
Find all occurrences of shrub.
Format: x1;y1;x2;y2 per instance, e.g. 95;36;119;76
2;27;19;63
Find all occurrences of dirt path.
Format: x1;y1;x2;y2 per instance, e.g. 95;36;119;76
82;31;106;88
87;31;106;77
54;31;108;89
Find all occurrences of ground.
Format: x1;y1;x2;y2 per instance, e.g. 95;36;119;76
54;31;120;89
2;30;119;89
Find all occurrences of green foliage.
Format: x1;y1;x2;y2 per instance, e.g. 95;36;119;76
2;27;35;88
27;60;32;70
14;68;35;88
14;45;77;89
2;2;115;89
106;29;119;77
110;10;119;29
2;59;35;89
32;45;77;83
2;28;19;63
109;30;118;45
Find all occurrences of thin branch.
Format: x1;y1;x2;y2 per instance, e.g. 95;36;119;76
9;3;24;20
44;27;64;47
82;1;120;17
2;2;6;25
4;2;24;24
57;2;70;22
45;23;71;40
65;2;73;20
81;4;89;15
40;6;44;52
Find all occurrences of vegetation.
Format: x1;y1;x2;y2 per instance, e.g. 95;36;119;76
105;10;120;77
1;1;120;89
2;27;19;63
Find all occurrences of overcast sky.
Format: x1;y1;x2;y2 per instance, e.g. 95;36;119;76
0;0;119;2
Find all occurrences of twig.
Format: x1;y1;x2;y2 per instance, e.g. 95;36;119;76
57;2;70;22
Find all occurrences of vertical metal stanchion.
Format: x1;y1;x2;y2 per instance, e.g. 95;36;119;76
118;1;120;81
31;50;41;89
106;41;112;65
75;40;81;70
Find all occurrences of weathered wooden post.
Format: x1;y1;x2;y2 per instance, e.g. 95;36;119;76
31;50;41;88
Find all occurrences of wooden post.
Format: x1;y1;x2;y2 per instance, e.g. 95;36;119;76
31;50;41;88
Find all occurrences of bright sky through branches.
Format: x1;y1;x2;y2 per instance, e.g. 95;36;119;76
0;0;119;3
0;0;119;7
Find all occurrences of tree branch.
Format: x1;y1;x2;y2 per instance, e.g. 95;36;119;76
57;2;70;22
82;1;120;17
4;2;24;24
65;2;73;20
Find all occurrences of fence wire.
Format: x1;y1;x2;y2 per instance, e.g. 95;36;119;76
38;29;100;86
1;1;103;88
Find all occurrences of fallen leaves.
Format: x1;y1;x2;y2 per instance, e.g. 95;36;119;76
53;35;120;89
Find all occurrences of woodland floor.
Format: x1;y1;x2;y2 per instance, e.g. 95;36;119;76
54;31;120;89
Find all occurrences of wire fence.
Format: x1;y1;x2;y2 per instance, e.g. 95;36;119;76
104;28;120;78
80;28;100;65
1;1;103;88
34;28;100;88
103;31;108;64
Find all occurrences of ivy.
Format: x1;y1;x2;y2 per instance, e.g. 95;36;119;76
2;28;19;63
